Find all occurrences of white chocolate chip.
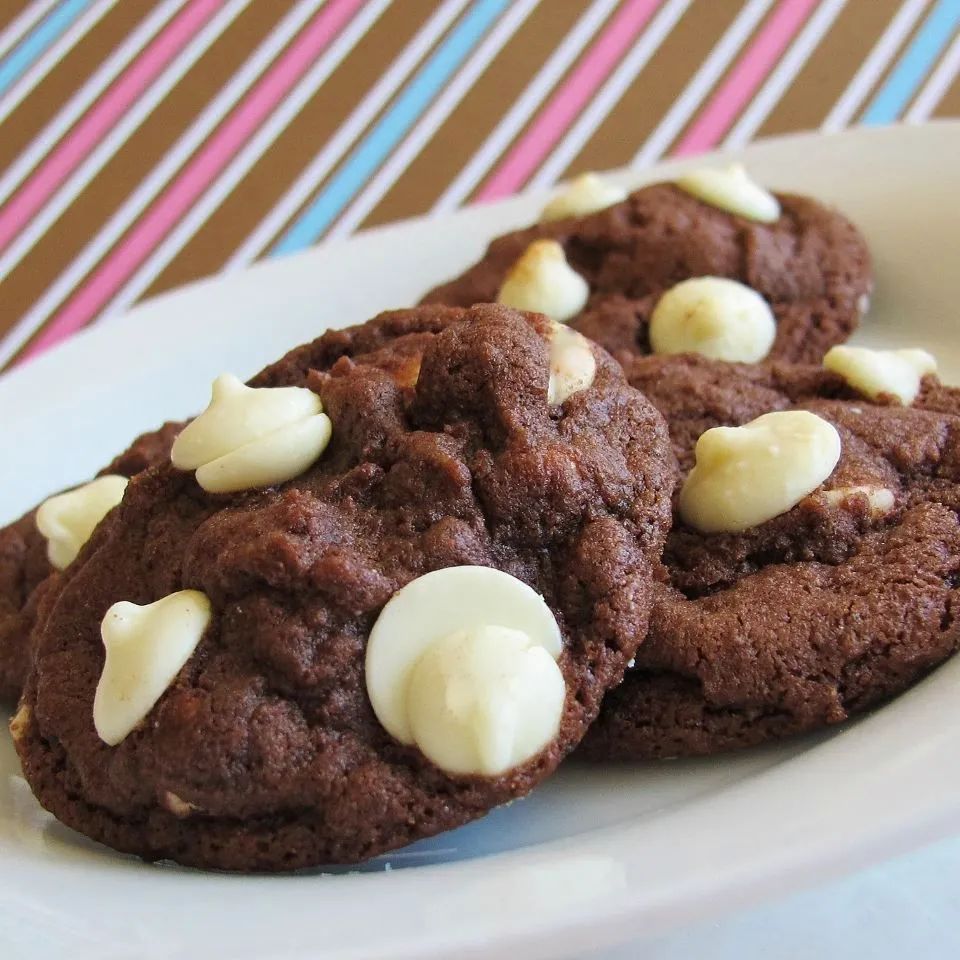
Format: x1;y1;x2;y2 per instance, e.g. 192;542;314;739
679;411;841;534
820;485;895;517
365;566;565;777
405;625;566;776
540;173;627;222
195;416;332;494
649;277;775;363
9;702;31;742
163;791;198;817
36;475;129;570
497;240;589;323
857;293;871;318
94;590;212;746
823;346;937;405
170;374;332;493
547;321;596;404
676;164;780;223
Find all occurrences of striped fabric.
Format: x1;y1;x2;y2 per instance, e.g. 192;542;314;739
0;0;957;368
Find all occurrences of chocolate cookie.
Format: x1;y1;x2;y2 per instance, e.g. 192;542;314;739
581;352;960;760
421;179;871;365
0;424;181;704
14;304;675;870
0;310;456;707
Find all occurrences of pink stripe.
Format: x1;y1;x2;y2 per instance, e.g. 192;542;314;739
476;0;662;202
27;0;363;360
673;0;819;156
0;0;218;253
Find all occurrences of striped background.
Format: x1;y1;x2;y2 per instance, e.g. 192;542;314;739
0;0;957;370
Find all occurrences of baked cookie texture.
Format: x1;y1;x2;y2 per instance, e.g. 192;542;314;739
14;304;676;871
580;353;960;760
421;183;871;365
0;312;459;707
0;424;181;704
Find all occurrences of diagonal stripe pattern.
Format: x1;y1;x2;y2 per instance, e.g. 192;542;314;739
0;0;92;97
273;0;510;255
228;0;472;270
674;0;821;156
0;0;957;368
476;0;663;201
862;0;960;124
0;0;113;127
0;0;220;255
98;0;393;327
25;0;365;359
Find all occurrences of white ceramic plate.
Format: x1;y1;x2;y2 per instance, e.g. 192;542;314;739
1;123;959;960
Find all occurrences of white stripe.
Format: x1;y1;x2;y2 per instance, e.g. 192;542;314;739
0;0;57;61
633;0;773;167
327;0;539;241
724;0;847;149
226;0;470;271
0;0;114;128
0;1;178;205
98;0;392;325
529;0;692;192
821;0;929;132
0;0;266;367
0;0;249;289
431;0;619;215
905;29;960;122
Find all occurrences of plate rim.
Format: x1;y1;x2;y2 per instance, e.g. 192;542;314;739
2;120;960;960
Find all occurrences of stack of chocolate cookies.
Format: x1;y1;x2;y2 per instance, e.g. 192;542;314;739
3;163;957;872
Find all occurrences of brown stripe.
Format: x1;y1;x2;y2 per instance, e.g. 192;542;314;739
564;0;744;176
760;0;912;137
149;0;442;295
572;0;775;168
630;0;775;161
932;66;960;116
851;0;933;123
0;3;159;173
0;1;296;340
357;0;588;229
1;0;959;361
0;3;30;39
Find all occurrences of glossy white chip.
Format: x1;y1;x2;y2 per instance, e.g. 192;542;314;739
365;567;565;777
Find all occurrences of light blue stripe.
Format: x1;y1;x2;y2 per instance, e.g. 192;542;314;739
274;0;508;255
862;0;960;124
0;0;92;97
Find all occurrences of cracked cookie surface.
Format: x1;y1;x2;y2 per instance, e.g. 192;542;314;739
15;305;675;870
581;353;960;760
0;310;464;706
